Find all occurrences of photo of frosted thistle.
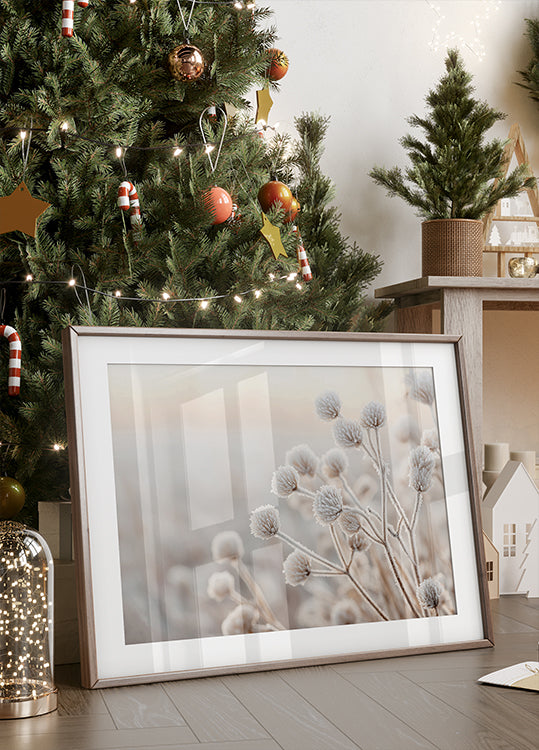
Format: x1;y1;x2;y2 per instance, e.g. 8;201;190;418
107;360;456;645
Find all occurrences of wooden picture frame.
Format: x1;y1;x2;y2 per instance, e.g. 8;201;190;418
62;327;493;688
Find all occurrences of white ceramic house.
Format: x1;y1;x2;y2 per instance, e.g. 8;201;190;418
482;461;539;597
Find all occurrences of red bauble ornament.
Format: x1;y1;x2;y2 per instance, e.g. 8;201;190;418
267;48;289;81
0;476;25;519
258;179;293;214
284;197;300;224
203;186;233;225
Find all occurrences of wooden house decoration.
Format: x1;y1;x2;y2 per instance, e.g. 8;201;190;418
482;461;539;597
482;532;499;599
483;123;539;277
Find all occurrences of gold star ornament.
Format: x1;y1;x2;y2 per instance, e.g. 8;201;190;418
260;212;287;259
0;182;51;237
255;87;274;126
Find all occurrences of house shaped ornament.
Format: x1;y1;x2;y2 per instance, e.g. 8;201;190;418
482;461;539;597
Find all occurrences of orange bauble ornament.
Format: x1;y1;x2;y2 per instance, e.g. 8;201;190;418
284;197;300;224
267;48;289;81
203;186;233;224
168;43;205;81
257;179;293;214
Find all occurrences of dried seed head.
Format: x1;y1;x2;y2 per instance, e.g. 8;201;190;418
250;504;280;539
211;530;244;562
285;444;318;477
207;570;236;601
417;577;443;609
221;604;258;635
406;370;435;406
315;390;342;421
322;448;348;478
421;428;439;452
360;401;386;429
271;465;299;497
409;445;436;492
338;508;362;535
331;599;361;626
313;485;344;525
348;531;371;552
283;550;312;586
333;417;363;449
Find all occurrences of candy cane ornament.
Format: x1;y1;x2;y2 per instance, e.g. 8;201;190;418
118;181;142;232
293;226;312;281
0;325;21;396
62;0;89;38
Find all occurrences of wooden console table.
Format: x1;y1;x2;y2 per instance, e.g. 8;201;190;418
375;277;539;485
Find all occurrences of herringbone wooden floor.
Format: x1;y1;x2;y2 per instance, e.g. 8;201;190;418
1;596;538;750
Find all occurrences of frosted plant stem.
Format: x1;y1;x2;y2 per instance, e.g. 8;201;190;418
340;475;362;508
311;570;344;576
235;559;285;630
277;531;343;572
411;493;423;531
330;525;348;568
296;485;317;499
345;567;390;621
372;428;422;618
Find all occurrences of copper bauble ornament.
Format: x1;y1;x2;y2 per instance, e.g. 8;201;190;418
168;43;205;81
258;179;293;214
267;48;289;81
0;476;25;519
284;197;300;224
203;186;233;225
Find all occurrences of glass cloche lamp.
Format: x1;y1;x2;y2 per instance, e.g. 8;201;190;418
0;476;58;718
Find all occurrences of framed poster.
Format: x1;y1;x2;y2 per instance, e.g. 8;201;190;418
62;327;493;687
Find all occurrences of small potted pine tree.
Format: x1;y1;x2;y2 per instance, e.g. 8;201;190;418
370;49;536;276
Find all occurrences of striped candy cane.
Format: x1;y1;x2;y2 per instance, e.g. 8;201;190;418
118;181;142;231
0;325;21;396
62;0;89;38
293;226;312;281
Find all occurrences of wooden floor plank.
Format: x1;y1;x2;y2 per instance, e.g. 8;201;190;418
106;742;280;750
101;683;186;729
342;671;520;750
421;680;539;750
223;671;359;750
1;725;197;750
491;610;537;634
0;713;116;738
491;597;539;629
163;676;269;743
280;665;437;750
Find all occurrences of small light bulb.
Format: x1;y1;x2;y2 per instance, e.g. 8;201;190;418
234;1;243;9
61;121;69;131
200;300;209;309
254;290;262;298
115;146;123;158
287;273;297;281
53;444;61;451
20;130;27;140
205;144;215;154
68;278;76;286
247;1;255;8
256;119;266;128
173;147;183;157
114;290;122;297
296;282;302;290
26;274;33;282
234;295;242;303
162;292;170;300
269;273;275;281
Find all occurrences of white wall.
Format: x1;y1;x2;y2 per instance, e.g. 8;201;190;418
264;0;539;458
267;0;538;286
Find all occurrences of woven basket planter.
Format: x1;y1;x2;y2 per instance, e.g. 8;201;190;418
421;219;483;276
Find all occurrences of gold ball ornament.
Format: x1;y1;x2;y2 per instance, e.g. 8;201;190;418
0;476;26;519
168;43;205;81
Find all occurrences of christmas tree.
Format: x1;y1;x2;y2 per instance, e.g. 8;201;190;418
519;17;539;110
0;1;386;524
370;49;536;220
